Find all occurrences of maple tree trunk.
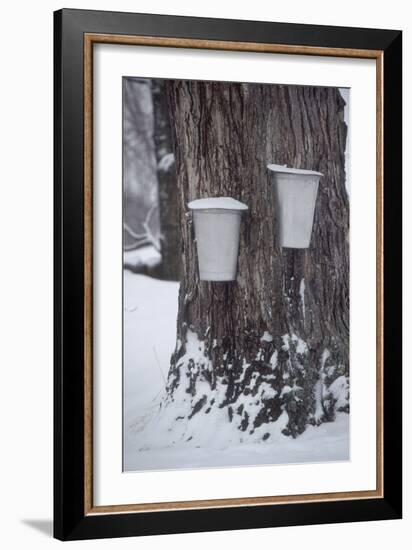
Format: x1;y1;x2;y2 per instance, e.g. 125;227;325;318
162;80;349;440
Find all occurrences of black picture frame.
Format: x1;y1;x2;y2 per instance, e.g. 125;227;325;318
54;8;402;541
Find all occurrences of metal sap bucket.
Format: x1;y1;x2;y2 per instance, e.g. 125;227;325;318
267;164;322;249
188;197;248;281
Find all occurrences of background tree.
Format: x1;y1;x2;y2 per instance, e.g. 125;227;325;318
151;79;181;281
158;81;349;443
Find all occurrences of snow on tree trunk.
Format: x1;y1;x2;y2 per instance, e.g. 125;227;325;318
158;81;349;445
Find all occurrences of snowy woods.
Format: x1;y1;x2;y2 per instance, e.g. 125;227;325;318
123;77;179;280
123;77;349;470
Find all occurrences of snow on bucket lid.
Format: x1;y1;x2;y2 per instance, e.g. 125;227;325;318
188;197;248;211
267;163;323;177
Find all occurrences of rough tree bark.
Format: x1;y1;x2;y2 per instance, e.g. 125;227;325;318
161;81;349;443
151;80;181;281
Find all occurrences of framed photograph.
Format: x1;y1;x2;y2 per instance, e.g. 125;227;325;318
54;8;402;541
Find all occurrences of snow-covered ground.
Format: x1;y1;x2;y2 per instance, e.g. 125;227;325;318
123;271;349;472
123;245;161;272
123;271;177;428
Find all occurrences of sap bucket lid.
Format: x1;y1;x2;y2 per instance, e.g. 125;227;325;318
267;163;323;177
188;197;248;211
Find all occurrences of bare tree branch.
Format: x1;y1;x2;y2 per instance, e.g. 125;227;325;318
123;204;161;252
